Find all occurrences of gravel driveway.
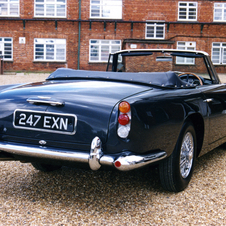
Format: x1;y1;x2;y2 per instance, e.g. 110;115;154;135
0;73;225;225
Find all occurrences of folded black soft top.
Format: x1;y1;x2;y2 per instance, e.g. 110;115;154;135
47;68;189;88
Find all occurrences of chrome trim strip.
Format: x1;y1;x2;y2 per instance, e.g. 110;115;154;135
13;109;77;135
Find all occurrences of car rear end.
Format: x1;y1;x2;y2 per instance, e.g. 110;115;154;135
0;78;167;171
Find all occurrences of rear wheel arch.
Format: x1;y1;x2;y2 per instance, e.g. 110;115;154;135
185;113;204;158
159;121;197;192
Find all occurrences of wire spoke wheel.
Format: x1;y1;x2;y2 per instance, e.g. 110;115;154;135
159;121;197;192
180;132;194;179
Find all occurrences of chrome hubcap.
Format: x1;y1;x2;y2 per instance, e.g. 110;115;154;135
180;132;194;179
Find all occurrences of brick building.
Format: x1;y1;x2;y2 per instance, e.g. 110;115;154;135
0;0;226;73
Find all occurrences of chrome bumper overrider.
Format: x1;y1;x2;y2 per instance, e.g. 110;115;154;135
0;137;167;171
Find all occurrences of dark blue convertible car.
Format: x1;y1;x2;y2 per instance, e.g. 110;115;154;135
0;49;225;192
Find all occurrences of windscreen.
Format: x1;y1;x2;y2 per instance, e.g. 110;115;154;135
108;51;212;83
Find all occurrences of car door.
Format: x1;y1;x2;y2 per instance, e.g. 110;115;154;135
199;83;226;144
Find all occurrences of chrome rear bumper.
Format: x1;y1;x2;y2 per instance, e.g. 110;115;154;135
0;137;167;171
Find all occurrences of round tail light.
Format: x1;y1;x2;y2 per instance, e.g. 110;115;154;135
117;101;131;139
119;101;131;113
118;114;130;125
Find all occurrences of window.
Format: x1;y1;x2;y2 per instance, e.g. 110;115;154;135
212;43;226;65
0;0;19;17
214;3;226;21
34;38;66;62
90;0;122;19
178;2;197;21
146;22;165;39
34;0;66;18
176;41;196;64
0;37;13;60
89;40;121;62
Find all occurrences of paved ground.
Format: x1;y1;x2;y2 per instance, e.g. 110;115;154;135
0;72;225;225
218;73;226;83
0;72;49;85
0;148;225;225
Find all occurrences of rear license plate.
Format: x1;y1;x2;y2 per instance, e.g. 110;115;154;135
13;110;77;135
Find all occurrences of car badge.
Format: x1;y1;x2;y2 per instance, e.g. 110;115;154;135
39;140;47;145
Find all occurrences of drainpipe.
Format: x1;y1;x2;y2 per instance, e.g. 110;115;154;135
78;0;81;70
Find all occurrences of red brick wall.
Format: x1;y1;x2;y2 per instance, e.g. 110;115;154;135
0;20;79;71
0;0;226;73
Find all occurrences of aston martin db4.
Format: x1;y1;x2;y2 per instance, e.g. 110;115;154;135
0;49;225;192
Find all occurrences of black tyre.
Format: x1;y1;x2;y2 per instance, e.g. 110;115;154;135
31;162;62;172
159;121;197;192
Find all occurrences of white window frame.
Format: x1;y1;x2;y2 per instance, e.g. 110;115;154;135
34;38;66;62
211;42;226;65
176;41;196;65
145;22;165;39
89;39;121;62
34;0;67;18
178;2;197;21
214;3;226;22
90;0;122;19
0;37;13;61
0;0;19;17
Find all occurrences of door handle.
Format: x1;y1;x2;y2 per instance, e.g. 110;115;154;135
204;98;213;103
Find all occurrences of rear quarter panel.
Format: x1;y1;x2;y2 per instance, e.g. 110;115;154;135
106;87;208;156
